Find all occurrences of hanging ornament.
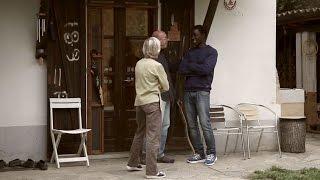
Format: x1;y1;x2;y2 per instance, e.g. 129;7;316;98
224;0;237;10
35;0;48;65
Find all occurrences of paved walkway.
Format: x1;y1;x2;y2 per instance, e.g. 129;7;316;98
1;133;320;180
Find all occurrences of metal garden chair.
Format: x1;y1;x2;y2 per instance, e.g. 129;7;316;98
236;103;282;159
210;104;246;159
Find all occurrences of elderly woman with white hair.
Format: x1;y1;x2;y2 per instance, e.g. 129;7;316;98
126;37;169;179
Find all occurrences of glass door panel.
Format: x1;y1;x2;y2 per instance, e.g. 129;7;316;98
89;9;102;52
123;39;144;110
126;9;148;36
102;9;114;36
102;39;114;109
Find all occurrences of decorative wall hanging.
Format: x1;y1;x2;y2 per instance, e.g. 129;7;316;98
63;22;80;62
224;0;237;10
303;40;318;57
36;13;46;44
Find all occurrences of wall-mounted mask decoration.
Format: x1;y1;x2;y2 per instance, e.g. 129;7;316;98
64;22;80;62
224;0;237;10
303;40;318;58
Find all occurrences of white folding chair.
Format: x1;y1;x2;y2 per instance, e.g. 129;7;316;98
236;103;282;159
49;98;91;168
210;105;246;159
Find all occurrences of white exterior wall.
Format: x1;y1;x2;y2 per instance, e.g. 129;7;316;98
0;0;47;161
196;0;280;152
196;0;277;106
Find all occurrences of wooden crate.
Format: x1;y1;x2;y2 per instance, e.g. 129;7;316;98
281;103;304;117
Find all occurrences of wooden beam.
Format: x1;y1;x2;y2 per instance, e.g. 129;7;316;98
277;12;320;26
286;24;320;33
203;0;219;40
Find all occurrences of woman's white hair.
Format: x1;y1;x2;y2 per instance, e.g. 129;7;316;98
142;37;161;59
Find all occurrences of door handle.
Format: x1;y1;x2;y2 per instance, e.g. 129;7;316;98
123;79;134;82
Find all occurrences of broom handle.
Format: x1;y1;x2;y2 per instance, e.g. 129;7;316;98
177;100;195;154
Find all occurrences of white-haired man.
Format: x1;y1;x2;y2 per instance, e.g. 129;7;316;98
127;37;169;179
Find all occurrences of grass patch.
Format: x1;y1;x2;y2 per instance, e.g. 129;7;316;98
249;166;320;180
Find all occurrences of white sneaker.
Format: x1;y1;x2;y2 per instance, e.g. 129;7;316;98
145;171;166;179
126;164;143;171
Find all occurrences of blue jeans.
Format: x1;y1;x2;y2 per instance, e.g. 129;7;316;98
142;100;170;158
184;91;216;156
159;100;170;157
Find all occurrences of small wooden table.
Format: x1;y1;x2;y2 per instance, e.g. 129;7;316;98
279;116;306;153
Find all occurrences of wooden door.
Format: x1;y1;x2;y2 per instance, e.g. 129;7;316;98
87;1;157;153
120;7;157;150
87;7;117;153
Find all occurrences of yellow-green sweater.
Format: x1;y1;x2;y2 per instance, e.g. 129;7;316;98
134;58;169;106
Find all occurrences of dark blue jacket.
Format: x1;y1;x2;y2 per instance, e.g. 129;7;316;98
178;45;218;92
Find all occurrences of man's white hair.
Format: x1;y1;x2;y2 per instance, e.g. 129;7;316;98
142;37;161;59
